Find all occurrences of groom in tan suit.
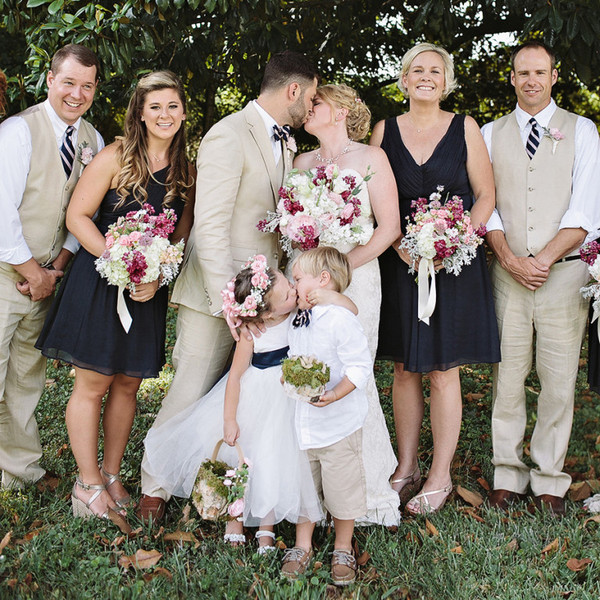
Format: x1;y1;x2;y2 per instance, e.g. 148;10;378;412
138;51;319;521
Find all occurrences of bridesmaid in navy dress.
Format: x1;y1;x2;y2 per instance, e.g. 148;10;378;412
36;71;194;522
370;43;500;514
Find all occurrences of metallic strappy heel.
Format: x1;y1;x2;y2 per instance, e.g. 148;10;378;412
101;465;131;509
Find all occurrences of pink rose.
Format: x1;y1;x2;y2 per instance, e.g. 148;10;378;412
105;234;115;249
549;128;565;140
128;231;142;243
325;164;336;179
228;498;245;518
340;203;355;220
243;295;257;311
320;212;335;227
328;192;344;206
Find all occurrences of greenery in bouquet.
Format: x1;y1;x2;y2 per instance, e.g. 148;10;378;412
192;457;249;521
282;355;330;400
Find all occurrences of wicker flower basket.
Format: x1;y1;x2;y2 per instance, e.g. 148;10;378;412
191;439;245;521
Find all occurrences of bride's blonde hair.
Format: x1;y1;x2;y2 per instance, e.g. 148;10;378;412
316;84;371;141
115;71;192;210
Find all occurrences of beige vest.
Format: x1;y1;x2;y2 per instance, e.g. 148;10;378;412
491;107;577;257
0;103;98;277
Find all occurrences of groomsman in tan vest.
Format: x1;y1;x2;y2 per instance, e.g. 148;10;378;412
0;45;102;489
482;42;600;515
137;51;319;522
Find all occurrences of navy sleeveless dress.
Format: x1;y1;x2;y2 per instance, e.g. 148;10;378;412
36;167;185;379
587;307;600;392
377;115;500;372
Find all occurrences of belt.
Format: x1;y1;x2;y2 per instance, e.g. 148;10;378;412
528;254;579;263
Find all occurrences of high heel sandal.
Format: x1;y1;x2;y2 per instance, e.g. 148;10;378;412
100;465;131;509
390;465;422;504
255;530;276;555
405;482;453;516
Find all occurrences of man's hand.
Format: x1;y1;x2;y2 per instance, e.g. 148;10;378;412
16;267;64;301
505;255;549;290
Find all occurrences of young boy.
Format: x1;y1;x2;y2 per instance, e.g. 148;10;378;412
282;246;371;586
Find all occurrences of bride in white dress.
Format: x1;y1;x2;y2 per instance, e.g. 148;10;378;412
291;84;402;525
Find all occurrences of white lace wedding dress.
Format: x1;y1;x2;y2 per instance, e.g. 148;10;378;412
287;168;400;526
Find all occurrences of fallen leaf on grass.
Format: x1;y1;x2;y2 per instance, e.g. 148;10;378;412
361;566;380;583
142;567;173;581
405;531;421;544
506;539;519;552
450;545;463;554
16;527;45;544
568;481;593;501
465;392;485;402
275;539;287;550
456;485;483;507
425;519;439;536
0;531;11;555
111;535;127;547
458;506;486;523
582;515;600;528
45;378;55;387
235;558;244;567
313;561;323;571
119;549;162;570
36;475;59;492
541;538;559;555
356;550;371;566
180;503;192;524
163;530;200;549
566;558;592;572
477;477;491;492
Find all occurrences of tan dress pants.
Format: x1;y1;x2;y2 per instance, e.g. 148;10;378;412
490;259;589;497
141;304;233;500
0;270;51;487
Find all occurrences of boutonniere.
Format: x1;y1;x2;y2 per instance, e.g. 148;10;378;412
286;135;297;154
77;141;95;166
541;126;565;154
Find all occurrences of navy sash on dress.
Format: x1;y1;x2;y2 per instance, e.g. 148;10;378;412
251;346;289;369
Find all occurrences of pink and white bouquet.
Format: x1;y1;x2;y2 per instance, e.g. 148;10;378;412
257;164;374;257
95;203;184;331
400;187;486;324
579;241;600;339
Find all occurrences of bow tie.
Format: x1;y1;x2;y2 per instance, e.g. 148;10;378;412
272;124;291;142
292;308;312;328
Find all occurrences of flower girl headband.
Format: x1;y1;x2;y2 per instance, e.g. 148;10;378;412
221;254;272;320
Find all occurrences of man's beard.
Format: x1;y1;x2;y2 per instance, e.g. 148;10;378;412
287;93;308;129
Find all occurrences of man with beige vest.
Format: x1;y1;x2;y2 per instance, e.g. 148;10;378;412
138;51;319;522
0;44;102;489
482;42;600;515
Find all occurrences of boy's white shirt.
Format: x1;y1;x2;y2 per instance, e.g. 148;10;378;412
288;304;371;450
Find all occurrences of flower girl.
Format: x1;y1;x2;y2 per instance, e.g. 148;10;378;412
142;255;354;551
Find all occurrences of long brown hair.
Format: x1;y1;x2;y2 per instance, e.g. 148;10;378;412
115;71;192;209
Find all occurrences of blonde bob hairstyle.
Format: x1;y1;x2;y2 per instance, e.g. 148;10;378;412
316;83;372;141
292;246;352;293
397;42;457;100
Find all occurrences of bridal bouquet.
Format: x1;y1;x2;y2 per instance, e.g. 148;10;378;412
282;354;331;403
192;440;250;521
400;187;486;324
95;203;184;332
579;240;600;340
257;165;374;257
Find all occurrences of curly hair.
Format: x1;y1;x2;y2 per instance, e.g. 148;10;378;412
234;265;278;322
115;71;192;210
0;69;7;117
316;83;372;141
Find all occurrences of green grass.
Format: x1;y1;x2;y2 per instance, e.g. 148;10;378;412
1;304;600;599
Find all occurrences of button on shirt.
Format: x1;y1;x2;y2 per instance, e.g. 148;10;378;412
481;99;600;244
253;99;283;164
288;304;371;450
0;99;104;264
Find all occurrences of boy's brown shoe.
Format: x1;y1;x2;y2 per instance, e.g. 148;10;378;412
331;549;357;586
281;547;313;579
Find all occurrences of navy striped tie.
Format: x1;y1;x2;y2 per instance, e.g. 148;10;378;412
60;125;76;178
525;117;540;159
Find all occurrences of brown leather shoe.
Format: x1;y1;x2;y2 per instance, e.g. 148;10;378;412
488;489;526;511
136;494;166;524
331;549;357;586
281;547;313;580
532;494;565;516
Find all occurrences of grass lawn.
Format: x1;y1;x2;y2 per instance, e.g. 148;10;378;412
1;303;600;599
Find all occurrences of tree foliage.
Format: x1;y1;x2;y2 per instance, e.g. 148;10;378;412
1;0;599;138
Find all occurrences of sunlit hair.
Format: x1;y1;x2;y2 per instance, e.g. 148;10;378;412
50;44;100;81
260;50;320;94
115;71;192;210
316;83;372;141
233;265;278;323
0;69;7;117
398;42;457;100
510;41;556;71
292;246;352;293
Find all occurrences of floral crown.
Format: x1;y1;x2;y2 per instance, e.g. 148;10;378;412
221;254;272;320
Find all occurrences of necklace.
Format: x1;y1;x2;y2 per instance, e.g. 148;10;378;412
151;152;167;162
315;139;352;164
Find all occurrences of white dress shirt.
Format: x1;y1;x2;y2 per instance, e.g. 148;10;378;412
481;99;600;244
288;304;371;450
0;99;104;264
253;99;282;164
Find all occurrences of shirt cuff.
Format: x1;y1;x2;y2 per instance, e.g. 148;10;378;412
62;232;80;255
0;245;33;266
558;209;594;234
342;366;369;391
485;210;505;233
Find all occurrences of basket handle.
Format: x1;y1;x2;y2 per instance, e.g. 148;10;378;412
211;439;245;469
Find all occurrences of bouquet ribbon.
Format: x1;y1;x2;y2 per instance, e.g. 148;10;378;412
417;258;437;325
117;285;133;333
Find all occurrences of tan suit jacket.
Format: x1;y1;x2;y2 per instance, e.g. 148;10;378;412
172;101;291;315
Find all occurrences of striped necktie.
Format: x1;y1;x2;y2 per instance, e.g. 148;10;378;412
60;125;76;178
525;117;540;159
272;124;291;142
